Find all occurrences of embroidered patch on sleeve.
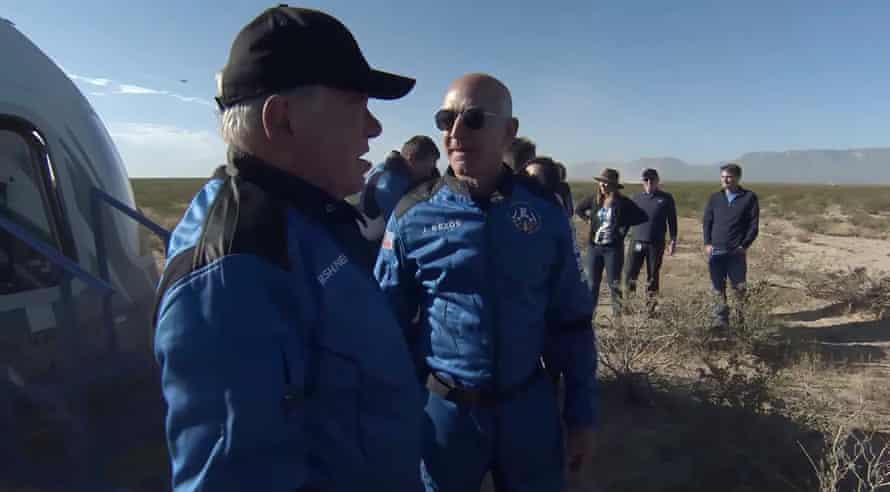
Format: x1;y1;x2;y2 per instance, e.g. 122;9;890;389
381;230;394;250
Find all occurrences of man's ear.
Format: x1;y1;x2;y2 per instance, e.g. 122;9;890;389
501;117;519;154
261;94;291;142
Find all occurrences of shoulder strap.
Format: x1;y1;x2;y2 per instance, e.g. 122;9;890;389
393;177;444;219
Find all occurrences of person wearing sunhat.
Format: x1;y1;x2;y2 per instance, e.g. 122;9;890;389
154;6;425;491
575;168;647;316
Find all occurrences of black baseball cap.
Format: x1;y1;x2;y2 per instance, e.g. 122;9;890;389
216;5;415;109
641;168;659;180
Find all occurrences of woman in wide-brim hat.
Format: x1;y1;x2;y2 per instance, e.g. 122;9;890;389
574;168;647;316
593;168;624;190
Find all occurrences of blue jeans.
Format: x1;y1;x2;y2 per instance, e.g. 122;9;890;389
585;243;624;316
707;251;748;326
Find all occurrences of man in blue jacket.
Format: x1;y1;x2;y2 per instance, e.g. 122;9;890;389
703;162;760;329
153;6;424;491
357;136;440;245
376;73;597;492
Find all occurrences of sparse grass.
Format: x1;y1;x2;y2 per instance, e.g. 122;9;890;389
804;267;890;320
568;180;890;238
131;178;206;218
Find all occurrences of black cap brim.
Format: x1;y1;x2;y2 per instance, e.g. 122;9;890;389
365;69;415;100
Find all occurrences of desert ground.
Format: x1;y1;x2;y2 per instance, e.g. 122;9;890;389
134;178;890;491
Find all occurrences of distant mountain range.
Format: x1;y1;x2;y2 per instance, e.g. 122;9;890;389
568;147;890;184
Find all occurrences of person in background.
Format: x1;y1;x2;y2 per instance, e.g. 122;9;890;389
625;168;678;315
575;168;647;317
702;162;759;329
504;136;536;173
521;156;575;218
357;135;440;244
555;161;575;218
523;156;561;194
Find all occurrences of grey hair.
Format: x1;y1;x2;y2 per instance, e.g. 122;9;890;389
217;76;322;150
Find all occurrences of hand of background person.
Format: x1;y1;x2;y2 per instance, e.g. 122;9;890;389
667;240;676;256
704;244;713;256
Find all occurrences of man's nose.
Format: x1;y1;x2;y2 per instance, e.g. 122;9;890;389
447;113;471;140
366;108;382;138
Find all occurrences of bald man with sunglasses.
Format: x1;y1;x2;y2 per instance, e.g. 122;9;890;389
375;73;597;491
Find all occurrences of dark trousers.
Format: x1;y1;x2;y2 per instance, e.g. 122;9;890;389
585;243;624;316
624;240;666;298
707;251;748;326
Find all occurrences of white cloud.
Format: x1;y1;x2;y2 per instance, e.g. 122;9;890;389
117;84;166;95
108;123;225;178
169;94;215;107
69;74;112;87
67;72;213;107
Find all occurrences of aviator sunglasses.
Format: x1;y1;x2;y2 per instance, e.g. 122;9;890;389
434;107;506;131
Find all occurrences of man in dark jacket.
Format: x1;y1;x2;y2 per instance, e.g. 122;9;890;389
555;161;575;218
625;168;678;313
153;7;425;491
504;136;536;173
702;162;760;329
575;168;647;317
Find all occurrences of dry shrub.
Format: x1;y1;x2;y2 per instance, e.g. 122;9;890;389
795;233;813;244
659;280;787;414
688;281;785;415
800;411;890;492
797;215;830;235
804;267;890;320
597;279;785;410
596;294;683;380
693;352;784;415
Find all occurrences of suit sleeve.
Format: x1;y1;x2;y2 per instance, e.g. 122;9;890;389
374;215;426;377
543;215;597;429
742;193;760;249
667;195;679;241
155;256;310;491
702;195;714;245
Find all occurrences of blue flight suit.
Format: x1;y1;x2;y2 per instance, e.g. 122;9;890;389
357;152;415;243
154;151;424;492
375;170;597;492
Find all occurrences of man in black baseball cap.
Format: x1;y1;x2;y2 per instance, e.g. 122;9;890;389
215;5;415;108
155;6;425;492
625;168;678;315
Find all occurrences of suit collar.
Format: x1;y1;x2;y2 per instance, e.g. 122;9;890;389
226;148;363;224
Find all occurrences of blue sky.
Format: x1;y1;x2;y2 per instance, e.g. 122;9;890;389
3;0;889;177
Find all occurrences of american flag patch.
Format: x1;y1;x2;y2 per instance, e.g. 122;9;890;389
381;231;394;250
